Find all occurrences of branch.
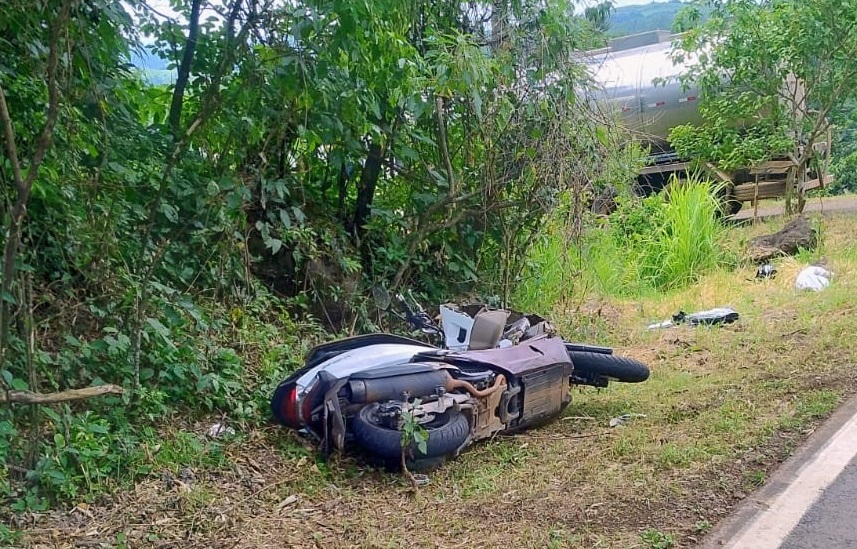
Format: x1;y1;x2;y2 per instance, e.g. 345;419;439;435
1;384;124;405
434;96;456;196
0;0;71;380
0;86;24;195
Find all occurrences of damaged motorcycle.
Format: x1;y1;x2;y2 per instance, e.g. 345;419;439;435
271;294;650;467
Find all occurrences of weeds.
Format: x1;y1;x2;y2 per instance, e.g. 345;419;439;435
694;519;713;534
0;286;325;511
641;527;676;548
515;174;731;306
7;213;857;548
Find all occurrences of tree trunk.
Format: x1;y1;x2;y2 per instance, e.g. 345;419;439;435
168;0;203;137
353;142;385;235
0;2;70;380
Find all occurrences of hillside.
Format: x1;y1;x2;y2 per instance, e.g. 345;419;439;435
608;0;688;36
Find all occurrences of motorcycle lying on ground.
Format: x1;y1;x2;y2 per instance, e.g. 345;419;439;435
271;293;650;468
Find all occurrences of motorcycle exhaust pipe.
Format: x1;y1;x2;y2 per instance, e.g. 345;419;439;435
348;370;507;403
348;370;452;404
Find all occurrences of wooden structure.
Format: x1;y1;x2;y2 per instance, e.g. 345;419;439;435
640;154;833;218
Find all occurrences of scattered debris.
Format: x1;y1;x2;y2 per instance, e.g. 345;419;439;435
756;263;777;279
795;265;833;291
276;495;299;512
748;216;816;262
609;413;647;427
412;474;431;486
207;423;236;438
648;308;740;329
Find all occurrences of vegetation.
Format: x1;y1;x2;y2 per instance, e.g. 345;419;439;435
608;0;696;37
829;102;857;194
11;213;857;547
514;175;731;311
605;0;857;198
669;0;857;209
0;0;638;515
3;0;857;547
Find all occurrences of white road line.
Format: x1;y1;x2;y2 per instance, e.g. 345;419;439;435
726;413;857;548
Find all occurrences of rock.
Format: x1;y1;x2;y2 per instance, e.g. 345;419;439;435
748;216;816;262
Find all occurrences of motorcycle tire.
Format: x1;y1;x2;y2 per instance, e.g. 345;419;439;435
352;404;470;461
570;351;650;383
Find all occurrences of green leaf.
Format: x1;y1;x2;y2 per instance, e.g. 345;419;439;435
1;291;16;305
291;206;306;225
278;209;291;229
471;90;483;121
0;419;15;437
414;430;428;454
268;238;283;255
10;378;28;391
159;203;178;223
42;407;62;423
146;317;171;339
89;423;110;434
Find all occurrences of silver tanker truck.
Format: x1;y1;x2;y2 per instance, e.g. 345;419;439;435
588;30;830;215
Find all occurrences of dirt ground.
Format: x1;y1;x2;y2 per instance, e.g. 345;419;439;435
11;214;857;549
734;195;857;221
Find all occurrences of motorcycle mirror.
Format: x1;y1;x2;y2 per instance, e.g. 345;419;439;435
371;285;391;311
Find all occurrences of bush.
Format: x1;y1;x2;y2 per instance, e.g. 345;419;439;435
638;176;730;290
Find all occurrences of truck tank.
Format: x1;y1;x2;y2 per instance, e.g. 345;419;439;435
586;30;702;158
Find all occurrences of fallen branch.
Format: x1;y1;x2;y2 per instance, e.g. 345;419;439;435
498;430;612;440
1;384;124;404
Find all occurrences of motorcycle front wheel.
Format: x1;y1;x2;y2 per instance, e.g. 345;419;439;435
352;403;470;461
570;351;650;383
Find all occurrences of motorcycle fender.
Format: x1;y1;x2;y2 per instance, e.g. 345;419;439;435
321;378;348;454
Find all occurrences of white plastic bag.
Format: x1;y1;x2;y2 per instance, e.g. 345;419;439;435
795;266;832;291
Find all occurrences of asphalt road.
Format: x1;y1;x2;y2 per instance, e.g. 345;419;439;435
780;456;857;549
733;195;857;221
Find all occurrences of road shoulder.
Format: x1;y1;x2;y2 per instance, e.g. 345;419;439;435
702;393;857;548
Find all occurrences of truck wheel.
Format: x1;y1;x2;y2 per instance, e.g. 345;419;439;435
716;185;742;216
352;404;470;461
723;196;743;216
570;351;650;383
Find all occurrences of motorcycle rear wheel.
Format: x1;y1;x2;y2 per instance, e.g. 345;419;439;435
352;403;470;461
570;351;650;383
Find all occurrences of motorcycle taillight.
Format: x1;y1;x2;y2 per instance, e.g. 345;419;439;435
272;382;301;428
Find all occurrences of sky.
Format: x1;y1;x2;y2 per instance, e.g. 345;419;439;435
610;0;675;6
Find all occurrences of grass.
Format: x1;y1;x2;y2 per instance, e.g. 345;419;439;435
16;213;857;548
515;177;732;310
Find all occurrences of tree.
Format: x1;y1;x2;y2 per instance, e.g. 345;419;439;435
0;0;634;505
670;0;857;212
585;1;615;33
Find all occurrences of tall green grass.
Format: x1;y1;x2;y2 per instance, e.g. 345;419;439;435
638;176;730;290
514;175;732;308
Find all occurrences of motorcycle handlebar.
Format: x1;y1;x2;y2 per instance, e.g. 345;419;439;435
392;292;440;335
